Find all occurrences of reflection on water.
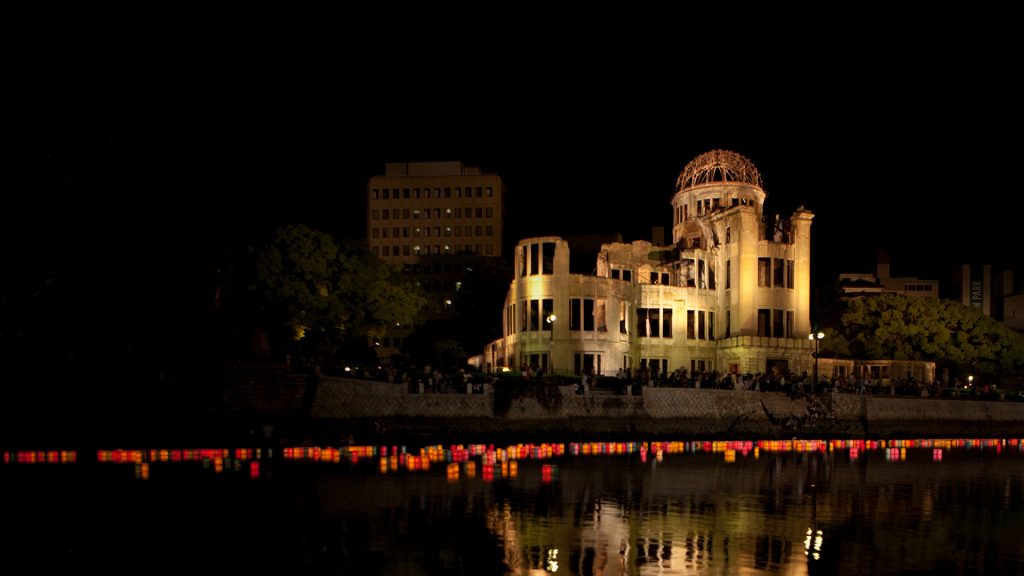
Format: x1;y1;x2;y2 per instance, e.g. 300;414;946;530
3;439;1023;575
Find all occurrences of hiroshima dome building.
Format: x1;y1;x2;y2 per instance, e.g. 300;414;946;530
481;150;818;380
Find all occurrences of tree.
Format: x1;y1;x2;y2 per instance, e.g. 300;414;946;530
252;225;427;366
397;257;510;371
821;293;1024;384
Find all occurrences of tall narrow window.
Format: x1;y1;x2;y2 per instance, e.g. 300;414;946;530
787;260;795;290
570;298;581;331
662;308;673;338
725;310;731;338
785;311;794;338
648;308;660;337
682;259;695;287
758;309;770;337
530;300;539;331
637;308;649;337
726;259;731;289
619;302;628;334
758;258;771;287
698;311;706;340
530;244;539;275
583;299;595;331
708;312;715;340
687;310;696;339
542;242;555;274
774;258;784;287
595;299;607;332
773;309;784;338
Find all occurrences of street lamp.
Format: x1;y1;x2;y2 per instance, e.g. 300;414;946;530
546;314;557;376
808;331;824;393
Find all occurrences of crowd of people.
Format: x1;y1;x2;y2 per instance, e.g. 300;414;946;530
349;362;1016;401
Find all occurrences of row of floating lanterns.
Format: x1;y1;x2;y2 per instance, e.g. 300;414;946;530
125;458;260;480
441;461;559;483
4;439;1020;472
93;449;260;480
2;450;77;464
443;460;531;482
94;437;1022;481
281;443;567;465
95;448;251;464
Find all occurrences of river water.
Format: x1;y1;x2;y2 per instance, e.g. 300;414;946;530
3;439;1022;575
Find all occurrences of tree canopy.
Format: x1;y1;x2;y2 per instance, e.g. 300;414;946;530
820;293;1024;383
252;225;427;366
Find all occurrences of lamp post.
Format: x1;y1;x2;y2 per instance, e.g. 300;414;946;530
808;331;824;393
546;314;557;375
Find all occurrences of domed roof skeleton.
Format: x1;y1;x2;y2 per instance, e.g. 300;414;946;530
676;149;764;192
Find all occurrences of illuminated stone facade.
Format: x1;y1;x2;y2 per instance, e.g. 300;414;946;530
483;150;816;377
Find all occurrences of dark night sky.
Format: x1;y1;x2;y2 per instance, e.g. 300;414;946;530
10;25;1024;306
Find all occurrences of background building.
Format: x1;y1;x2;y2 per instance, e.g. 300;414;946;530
1004;293;1024;331
952;264;1014;320
836;251;939;298
482;150;817;379
367;161;506;359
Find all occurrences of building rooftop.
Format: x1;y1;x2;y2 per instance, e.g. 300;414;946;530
382;161;484;177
